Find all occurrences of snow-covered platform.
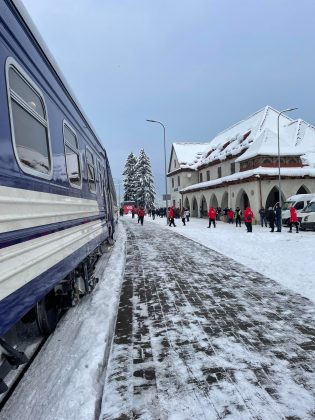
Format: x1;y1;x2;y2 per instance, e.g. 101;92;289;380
101;218;315;419
2;218;315;419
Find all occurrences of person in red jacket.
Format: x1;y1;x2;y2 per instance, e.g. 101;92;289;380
138;206;145;225
227;209;234;224
289;206;299;233
244;207;254;232
207;207;216;228
168;206;176;227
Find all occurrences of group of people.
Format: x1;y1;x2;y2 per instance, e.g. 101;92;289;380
168;207;190;227
127;203;300;233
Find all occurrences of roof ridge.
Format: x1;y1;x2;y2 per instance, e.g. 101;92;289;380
212;106;268;138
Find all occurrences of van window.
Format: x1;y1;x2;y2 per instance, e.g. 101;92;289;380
282;201;293;211
7;64;51;176
295;201;304;210
63;123;81;187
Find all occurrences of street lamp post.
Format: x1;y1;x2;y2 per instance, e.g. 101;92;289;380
146;119;169;225
113;178;122;211
277;107;298;229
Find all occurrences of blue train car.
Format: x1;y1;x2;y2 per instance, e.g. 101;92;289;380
0;0;116;353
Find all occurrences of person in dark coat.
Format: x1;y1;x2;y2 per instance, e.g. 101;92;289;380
275;203;282;232
267;207;275;232
208;207;216;228
244;207;254;232
289;206;299;233
234;207;242;227
180;208;186;226
259;207;267;227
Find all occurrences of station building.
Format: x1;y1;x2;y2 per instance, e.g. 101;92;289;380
167;106;315;218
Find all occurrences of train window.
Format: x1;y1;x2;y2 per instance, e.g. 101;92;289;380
86;148;96;192
63;122;81;187
97;161;104;194
6;60;52;177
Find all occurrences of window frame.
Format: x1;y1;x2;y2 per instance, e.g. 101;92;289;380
5;57;53;180
97;159;104;195
85;146;96;193
62;120;82;189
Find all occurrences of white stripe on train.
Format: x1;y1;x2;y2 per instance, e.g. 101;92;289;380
0;186;99;234
0;219;107;301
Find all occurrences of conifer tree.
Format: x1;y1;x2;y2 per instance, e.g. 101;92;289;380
135;148;156;209
122;152;138;202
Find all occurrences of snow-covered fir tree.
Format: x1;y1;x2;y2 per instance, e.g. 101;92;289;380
135;148;156;209
122;152;138;202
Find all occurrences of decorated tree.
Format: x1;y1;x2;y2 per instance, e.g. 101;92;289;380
122;152;138;202
135;148;156;209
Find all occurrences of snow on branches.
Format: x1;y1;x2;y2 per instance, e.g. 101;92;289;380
122;149;156;209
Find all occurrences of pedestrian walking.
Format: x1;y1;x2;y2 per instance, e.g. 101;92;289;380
275;203;282;232
244;207;254;232
180;208;186;226
208;207;216;228
227;209;234;224
267;207;275;232
288;206;299;233
259;207;268;227
151;209;156;220
132;207;136;219
138;206;145;225
234;207;242;227
185;208;190;222
168;206;176;227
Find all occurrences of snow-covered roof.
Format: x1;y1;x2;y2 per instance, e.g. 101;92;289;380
180;166;315;193
172;142;211;169
170;106;315;179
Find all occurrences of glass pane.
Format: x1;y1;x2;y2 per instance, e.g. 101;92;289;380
9;68;45;118
11;100;50;174
88;164;96;191
86;149;93;164
64;125;78;149
65;145;80;185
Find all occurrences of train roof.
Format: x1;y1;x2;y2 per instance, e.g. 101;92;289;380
11;0;105;152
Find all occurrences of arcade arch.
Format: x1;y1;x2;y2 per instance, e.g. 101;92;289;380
236;189;250;210
191;196;198;217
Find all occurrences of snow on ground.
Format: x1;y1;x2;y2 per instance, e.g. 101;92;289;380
1;224;126;420
144;214;315;303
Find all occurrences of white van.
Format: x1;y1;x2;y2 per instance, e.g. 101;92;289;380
300;199;315;231
281;194;315;226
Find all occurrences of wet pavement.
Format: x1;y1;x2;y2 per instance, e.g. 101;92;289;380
101;218;315;419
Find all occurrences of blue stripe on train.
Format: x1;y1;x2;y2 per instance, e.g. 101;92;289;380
0;228;108;336
0;215;104;249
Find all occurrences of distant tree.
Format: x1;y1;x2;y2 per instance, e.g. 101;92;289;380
135;148;156;209
122;152;138;202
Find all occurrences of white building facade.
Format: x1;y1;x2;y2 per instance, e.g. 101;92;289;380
167;106;315;219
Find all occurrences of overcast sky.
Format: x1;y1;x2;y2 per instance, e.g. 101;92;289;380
22;0;315;197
